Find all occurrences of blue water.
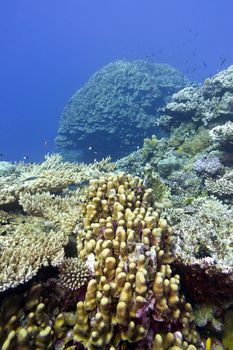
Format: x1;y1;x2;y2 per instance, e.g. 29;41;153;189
0;0;232;162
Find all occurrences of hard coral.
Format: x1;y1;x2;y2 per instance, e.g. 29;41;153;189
209;121;233;148
74;173;201;349
59;257;90;291
0;217;68;292
56;60;189;161
165;197;233;305
193;156;223;177
159;65;233;129
205;170;233;199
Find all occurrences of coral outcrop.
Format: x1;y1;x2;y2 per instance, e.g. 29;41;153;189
56;60;190;161
157;65;233;130
209;121;233;149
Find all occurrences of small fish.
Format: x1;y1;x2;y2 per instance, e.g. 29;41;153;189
23;176;38;182
88;146;98;155
220;57;226;66
23;156;29;160
0;153;3;157
202;61;207;68
44;140;48;148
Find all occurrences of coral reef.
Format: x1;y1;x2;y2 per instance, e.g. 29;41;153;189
56;60;190;161
0;282;75;350
0;161;16;176
165;197;233;273
157;65;233;130
1;65;233;350
0;172;204;350
0;153;114;210
0;216;68;292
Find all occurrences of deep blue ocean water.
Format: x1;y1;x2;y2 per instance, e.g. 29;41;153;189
0;0;233;162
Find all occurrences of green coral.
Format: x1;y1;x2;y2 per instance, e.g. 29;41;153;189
142;135;158;158
144;164;171;202
178;127;212;156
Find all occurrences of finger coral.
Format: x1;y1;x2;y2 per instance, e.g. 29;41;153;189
74;173;201;349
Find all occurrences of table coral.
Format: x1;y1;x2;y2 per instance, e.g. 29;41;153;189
0;153;114;210
0;217;68;292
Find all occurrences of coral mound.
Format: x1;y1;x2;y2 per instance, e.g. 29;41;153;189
56;60;189;162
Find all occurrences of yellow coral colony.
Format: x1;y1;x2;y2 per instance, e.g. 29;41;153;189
75;173;200;350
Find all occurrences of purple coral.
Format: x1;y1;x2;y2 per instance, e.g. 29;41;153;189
193;156;222;177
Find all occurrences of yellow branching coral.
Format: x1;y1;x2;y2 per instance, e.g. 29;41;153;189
0;282;74;350
74;173;201;349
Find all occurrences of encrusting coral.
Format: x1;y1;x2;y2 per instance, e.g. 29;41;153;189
74;173;201;350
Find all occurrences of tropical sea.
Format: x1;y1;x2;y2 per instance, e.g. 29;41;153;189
0;1;233;350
